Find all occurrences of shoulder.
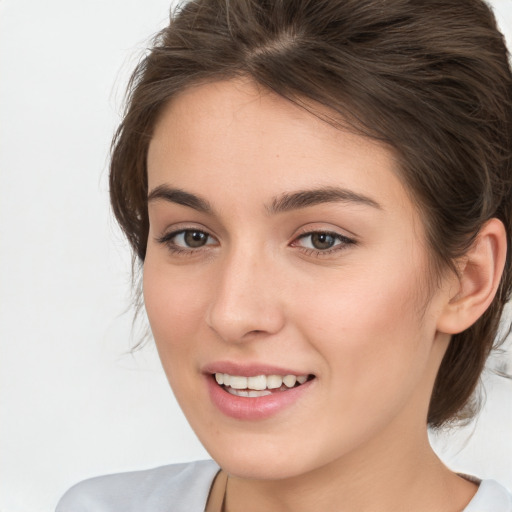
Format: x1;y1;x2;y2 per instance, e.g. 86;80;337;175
55;459;220;512
464;479;512;512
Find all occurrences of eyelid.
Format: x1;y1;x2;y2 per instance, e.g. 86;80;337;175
156;226;219;253
293;221;357;238
293;231;354;245
155;221;217;241
154;223;356;257
290;227;356;255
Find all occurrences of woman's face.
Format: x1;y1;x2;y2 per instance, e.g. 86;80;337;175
144;79;454;479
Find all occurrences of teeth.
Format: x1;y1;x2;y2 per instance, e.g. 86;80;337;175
247;389;271;397
229;376;248;389
216;373;309;391
227;388;272;397
247;375;267;390
267;375;283;389
283;375;297;388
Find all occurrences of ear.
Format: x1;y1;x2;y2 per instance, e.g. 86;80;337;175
437;218;507;335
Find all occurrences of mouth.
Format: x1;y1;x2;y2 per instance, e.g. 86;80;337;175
212;372;316;398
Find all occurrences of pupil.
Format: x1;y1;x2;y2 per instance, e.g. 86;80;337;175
185;231;207;248
311;233;335;250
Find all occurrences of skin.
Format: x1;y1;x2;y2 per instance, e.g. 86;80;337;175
143;78;486;511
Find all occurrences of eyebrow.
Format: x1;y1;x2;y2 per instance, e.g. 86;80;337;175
147;185;212;213
267;186;381;214
147;184;381;214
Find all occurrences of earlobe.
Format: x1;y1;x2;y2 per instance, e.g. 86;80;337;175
437;218;507;335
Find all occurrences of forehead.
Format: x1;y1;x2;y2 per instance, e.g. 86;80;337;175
147;78;415;218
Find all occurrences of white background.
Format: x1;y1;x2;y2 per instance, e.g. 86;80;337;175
1;1;512;511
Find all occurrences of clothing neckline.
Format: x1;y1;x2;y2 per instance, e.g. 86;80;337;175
204;469;511;512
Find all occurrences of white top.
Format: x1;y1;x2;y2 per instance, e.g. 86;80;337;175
56;460;512;512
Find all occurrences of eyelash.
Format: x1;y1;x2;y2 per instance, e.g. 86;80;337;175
291;231;356;256
156;229;356;257
156;229;217;256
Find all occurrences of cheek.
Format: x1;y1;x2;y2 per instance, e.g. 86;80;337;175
296;259;423;340
142;256;209;369
297;258;433;408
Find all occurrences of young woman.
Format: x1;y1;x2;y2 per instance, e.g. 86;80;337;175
57;0;512;510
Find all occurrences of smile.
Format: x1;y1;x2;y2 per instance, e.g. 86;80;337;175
203;363;317;420
215;373;311;397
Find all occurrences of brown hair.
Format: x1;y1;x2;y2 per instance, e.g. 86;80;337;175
110;0;512;427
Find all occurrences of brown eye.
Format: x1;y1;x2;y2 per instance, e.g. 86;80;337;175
292;231;355;253
310;233;336;250
159;229;217;251
184;230;209;248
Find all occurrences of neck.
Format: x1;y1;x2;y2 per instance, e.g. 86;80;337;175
222;424;477;512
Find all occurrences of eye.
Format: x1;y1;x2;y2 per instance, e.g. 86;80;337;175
302;232;338;250
175;230;212;248
157;229;217;252
292;231;355;253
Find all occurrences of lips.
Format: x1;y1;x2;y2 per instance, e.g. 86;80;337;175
203;362;316;420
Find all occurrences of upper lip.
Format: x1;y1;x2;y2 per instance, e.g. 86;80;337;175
202;361;312;377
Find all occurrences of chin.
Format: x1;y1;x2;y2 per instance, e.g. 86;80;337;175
213;452;312;481
197;428;332;481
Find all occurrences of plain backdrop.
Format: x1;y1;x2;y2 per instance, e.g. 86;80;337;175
1;1;512;511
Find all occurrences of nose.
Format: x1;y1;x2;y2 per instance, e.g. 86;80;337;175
205;246;286;343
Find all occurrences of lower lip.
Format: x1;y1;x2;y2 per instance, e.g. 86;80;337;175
206;375;314;420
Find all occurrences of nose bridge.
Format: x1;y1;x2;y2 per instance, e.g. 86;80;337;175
206;241;285;342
